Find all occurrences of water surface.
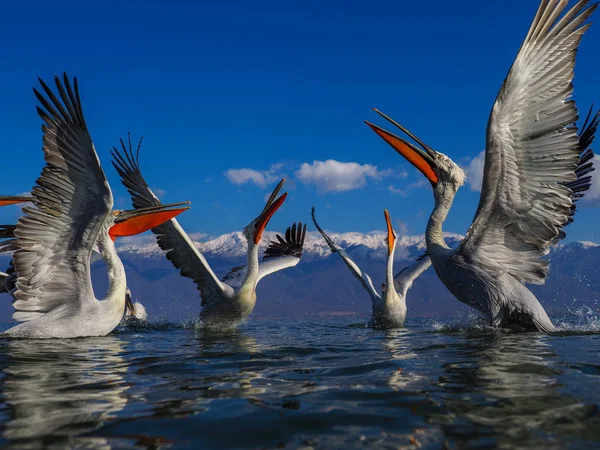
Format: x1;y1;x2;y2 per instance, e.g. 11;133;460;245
0;318;599;449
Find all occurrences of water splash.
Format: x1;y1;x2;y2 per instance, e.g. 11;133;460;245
555;305;600;332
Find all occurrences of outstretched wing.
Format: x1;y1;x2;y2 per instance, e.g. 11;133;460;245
220;223;307;288
311;207;380;300
393;253;431;296
456;1;597;284
258;222;306;281
111;136;230;302
558;105;599;235
12;74;112;322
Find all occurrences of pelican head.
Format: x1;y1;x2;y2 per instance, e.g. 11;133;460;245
365;109;466;190
108;201;191;241
243;179;288;245
125;288;148;321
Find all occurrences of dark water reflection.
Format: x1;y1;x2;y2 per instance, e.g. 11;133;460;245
0;319;599;449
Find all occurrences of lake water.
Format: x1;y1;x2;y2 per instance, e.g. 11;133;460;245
0;316;599;449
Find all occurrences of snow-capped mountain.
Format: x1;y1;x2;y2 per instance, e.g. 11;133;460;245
116;229;464;262
0;229;598;324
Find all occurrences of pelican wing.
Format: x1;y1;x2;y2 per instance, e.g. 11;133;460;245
558;105;599;235
457;1;597;284
258;222;306;281
393;253;431;294
12;74;112;322
111;137;230;301
311;208;380;300
220;223;307;288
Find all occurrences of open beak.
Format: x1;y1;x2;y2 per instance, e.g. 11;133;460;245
125;289;135;315
0;196;31;207
384;209;395;256
365;109;439;186
109;201;191;241
254;180;287;244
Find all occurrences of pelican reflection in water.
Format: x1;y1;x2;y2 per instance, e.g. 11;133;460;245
429;332;599;447
0;337;128;447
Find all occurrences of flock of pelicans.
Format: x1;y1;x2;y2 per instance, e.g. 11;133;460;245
0;0;599;338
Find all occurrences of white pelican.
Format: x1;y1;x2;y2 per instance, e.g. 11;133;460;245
111;141;307;328
365;0;598;332
311;207;431;328
1;212;148;325
124;287;148;322
4;74;190;338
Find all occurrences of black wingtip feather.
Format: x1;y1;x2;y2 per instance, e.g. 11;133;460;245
263;222;307;260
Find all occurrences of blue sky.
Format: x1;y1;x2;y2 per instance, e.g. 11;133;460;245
1;0;600;242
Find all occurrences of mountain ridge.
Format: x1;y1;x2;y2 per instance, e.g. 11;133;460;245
0;230;598;324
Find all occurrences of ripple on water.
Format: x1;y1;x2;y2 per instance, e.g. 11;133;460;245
0;317;599;449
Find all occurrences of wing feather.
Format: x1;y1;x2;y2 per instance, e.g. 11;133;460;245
220;223;307;288
11;74;112;321
393;254;432;295
258;222;306;281
457;1;597;284
311;207;380;300
111;136;229;301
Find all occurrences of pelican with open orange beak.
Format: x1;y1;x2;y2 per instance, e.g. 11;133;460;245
112;135;309;328
3;73;192;338
312;206;431;328
363;0;598;332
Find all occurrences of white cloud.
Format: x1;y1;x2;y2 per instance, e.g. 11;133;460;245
465;150;485;191
388;179;428;196
395;219;409;236
583;155;600;203
225;163;283;188
388;185;407;196
151;187;166;199
295;160;388;193
379;167;408;178
188;231;210;241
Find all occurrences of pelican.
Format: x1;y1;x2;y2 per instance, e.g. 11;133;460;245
311;207;431;328
0;206;149;322
124;287;148;322
4;74;190;338
111;140;307;328
365;0;598;331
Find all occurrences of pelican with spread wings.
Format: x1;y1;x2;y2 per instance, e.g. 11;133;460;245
366;0;598;331
112;140;306;328
312;207;430;328
0;203;149;322
4;74;189;338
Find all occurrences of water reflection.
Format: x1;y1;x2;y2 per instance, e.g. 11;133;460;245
0;337;128;449
432;332;600;447
195;328;267;397
380;329;422;390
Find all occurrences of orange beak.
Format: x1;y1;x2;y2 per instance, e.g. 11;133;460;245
109;202;190;241
384;209;395;256
365;109;438;185
0;196;31;207
254;192;287;244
